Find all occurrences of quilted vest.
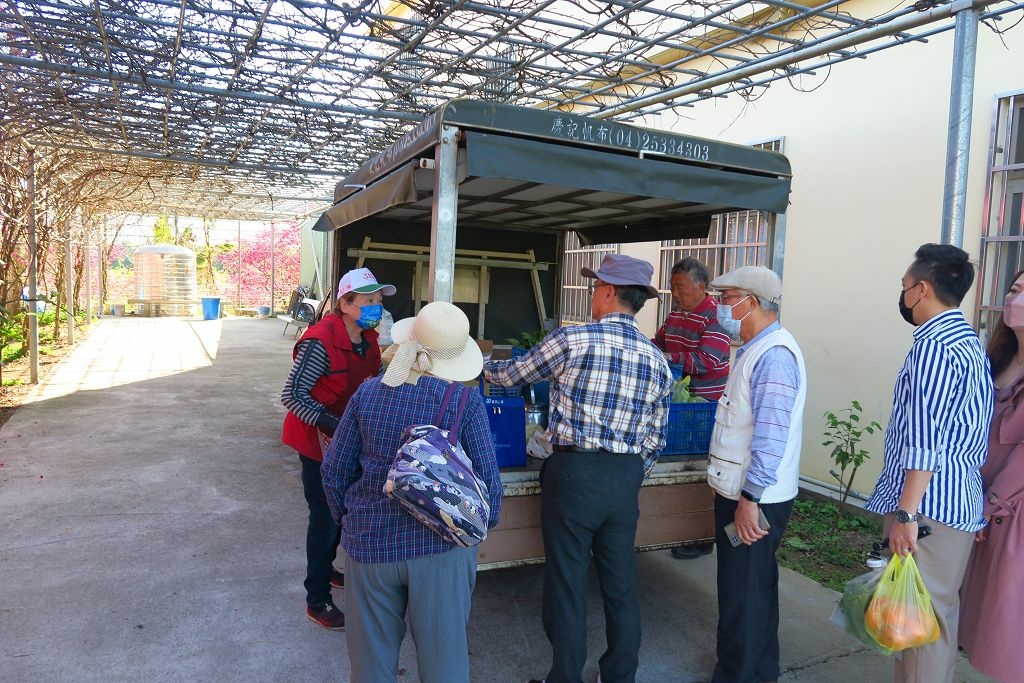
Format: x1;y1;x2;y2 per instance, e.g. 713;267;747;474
281;312;381;461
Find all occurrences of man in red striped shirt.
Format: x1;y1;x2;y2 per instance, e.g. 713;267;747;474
655;257;732;560
653;257;732;401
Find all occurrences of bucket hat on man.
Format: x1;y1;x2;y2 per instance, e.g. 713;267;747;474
581;254;659;299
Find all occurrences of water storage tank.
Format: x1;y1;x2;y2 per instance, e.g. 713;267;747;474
132;245;199;316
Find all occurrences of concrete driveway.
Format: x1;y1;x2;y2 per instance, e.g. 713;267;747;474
0;317;994;682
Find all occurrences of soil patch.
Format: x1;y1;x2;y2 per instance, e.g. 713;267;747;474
779;496;883;592
0;331;85;429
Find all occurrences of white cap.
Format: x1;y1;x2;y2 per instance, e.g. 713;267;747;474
337;268;396;298
710;265;782;303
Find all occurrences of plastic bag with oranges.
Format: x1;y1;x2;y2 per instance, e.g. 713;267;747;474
864;553;940;651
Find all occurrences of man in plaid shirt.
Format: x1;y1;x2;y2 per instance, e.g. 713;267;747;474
484;254;672;683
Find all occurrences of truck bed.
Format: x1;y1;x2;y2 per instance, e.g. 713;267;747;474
477;454;714;570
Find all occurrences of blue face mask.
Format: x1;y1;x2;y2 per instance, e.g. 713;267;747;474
355;304;384;330
717;297;751;339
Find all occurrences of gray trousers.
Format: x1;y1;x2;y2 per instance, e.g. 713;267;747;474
346;547;477;683
883;514;975;683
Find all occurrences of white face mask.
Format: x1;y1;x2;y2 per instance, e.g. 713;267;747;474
717;296;752;339
1004;292;1024;329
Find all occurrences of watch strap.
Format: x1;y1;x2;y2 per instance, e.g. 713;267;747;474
896;509;919;523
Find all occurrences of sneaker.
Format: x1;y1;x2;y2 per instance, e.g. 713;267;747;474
329;569;345;589
306;601;345;630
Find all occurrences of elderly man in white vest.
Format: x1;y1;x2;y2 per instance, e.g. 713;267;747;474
705;265;806;683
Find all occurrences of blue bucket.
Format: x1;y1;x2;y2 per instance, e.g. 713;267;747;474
201;297;221;321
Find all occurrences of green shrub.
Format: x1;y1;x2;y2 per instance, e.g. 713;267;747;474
506;330;547;349
822;400;882;534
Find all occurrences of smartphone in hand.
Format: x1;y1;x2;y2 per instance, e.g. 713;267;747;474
724;508;771;547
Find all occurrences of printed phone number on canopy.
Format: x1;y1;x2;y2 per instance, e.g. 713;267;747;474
549;116;711;162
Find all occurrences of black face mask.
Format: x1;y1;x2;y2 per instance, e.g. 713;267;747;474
899;284;920;326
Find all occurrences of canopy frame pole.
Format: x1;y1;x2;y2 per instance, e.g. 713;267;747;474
270;221;276;313
429;125;459;303
27;148;40;383
65;223;74;344
940;1;981;247
85;226;93;324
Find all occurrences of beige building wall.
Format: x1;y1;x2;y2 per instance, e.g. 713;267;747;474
629;1;1023;494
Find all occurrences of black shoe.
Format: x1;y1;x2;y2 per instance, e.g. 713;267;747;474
329;568;345;589
671;543;714;559
306;601;345;630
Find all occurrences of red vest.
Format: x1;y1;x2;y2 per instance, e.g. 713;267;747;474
281;312;381;461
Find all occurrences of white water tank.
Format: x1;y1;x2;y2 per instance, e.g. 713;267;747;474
132;245;198;316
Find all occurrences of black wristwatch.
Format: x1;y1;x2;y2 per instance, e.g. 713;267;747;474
740;490;760;503
895;509;919;524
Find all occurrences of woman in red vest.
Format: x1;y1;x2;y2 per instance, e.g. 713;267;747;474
281;267;395;630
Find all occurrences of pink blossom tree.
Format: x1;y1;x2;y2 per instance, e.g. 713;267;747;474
217;222;300;311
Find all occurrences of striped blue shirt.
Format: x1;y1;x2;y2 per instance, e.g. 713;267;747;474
865;309;993;532
739;322;801;498
483;312;673;475
321;376;503;564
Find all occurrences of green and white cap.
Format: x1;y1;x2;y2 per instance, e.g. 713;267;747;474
337;268;396;298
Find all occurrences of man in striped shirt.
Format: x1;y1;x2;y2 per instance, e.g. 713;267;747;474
484;254;672;683
866;244;993;683
655;257;732;560
653;256;731;400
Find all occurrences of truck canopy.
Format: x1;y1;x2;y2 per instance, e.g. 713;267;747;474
313;99;791;245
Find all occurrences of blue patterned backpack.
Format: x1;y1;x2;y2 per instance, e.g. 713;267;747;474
384;382;491;547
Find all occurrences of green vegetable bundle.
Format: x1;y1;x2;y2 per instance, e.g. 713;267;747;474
671;376;708;403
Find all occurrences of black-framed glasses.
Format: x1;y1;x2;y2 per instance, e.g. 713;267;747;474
588;281;609;295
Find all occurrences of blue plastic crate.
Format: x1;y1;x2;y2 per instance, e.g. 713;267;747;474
477;378;524;398
660;401;717;455
482;396;527;467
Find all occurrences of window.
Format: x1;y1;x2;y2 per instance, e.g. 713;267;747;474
657;138;784;320
976;92;1024;338
560;232;618;325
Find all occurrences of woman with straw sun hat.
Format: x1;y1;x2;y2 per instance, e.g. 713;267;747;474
321;301;502;683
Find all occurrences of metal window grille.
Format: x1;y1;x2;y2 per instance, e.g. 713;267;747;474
976;92;1024;340
560;232;619;325
656;139;783;320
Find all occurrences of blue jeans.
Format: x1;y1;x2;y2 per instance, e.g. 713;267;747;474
300;455;340;607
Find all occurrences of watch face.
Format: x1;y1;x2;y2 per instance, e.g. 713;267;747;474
896;509;913;524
